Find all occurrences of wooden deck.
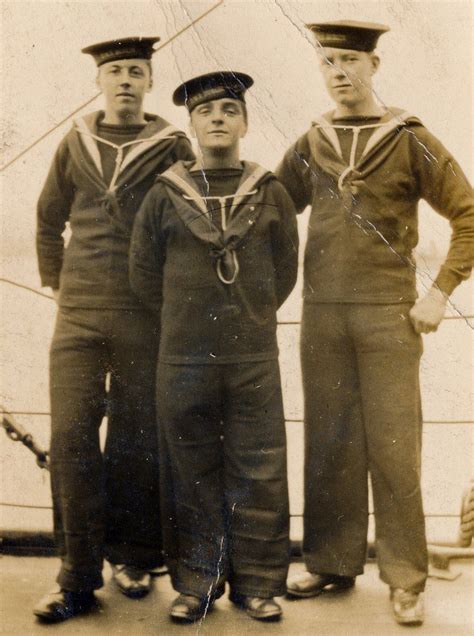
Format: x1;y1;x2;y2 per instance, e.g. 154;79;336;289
1;557;472;635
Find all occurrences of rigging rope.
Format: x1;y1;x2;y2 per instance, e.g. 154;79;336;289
0;0;224;172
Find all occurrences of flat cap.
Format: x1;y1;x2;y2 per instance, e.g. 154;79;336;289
306;20;389;52
82;36;160;66
173;71;254;112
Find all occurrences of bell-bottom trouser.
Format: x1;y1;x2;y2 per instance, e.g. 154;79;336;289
301;302;427;593
49;307;162;592
157;359;290;600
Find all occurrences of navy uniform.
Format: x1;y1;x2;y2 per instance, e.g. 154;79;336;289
34;37;194;621
276;21;473;625
130;72;298;622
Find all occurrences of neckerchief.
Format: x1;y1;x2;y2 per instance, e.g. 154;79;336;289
158;160;272;283
307;108;422;193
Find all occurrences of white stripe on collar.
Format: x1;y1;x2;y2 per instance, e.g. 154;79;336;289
311;111;413;162
162;171;209;216
74;117;180;184
164;163;268;219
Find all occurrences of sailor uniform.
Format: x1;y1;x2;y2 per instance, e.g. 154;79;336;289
276;109;474;592
130;160;298;599
37;111;194;591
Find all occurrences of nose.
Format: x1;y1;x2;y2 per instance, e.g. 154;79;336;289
211;112;224;124
332;64;346;80
118;70;131;86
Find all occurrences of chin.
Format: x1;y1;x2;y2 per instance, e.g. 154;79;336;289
115;105;138;117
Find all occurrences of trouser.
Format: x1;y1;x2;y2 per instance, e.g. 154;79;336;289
157;359;290;599
301;302;428;593
49;308;162;592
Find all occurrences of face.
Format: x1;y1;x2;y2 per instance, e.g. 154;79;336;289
97;59;152;116
319;48;379;108
189;98;248;153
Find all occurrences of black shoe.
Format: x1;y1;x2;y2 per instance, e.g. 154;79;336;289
33;588;97;623
169;594;213;623
111;564;152;599
230;592;282;621
286;572;355;599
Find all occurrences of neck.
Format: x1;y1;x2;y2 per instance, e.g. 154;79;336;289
199;147;241;170
334;97;385;119
102;108;147;126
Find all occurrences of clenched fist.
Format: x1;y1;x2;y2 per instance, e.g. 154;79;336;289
409;287;448;334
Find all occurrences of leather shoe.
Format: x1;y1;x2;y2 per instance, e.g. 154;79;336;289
286;572;355;599
111;564;152;598
230;592;282;621
33;588;97;623
170;593;212;622
391;589;424;626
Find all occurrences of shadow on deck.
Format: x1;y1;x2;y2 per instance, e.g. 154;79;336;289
1;557;472;635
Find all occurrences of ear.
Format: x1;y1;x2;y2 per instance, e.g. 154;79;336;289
370;54;380;75
95;70;101;90
240;121;248;138
147;75;153;93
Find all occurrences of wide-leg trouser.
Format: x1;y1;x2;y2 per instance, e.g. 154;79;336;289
157;360;290;599
49;308;162;592
301;303;427;593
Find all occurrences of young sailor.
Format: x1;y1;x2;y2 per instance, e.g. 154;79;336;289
34;37;194;622
130;71;298;623
276;21;474;626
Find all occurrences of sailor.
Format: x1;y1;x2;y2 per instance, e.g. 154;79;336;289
34;36;194;622
276;20;474;626
130;71;298;623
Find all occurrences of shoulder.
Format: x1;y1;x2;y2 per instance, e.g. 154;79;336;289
263;174;297;208
144;113;188;138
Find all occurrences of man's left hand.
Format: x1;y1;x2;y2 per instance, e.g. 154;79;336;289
409;287;448;334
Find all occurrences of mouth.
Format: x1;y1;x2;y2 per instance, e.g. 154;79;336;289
334;84;352;90
116;93;134;98
208;130;228;136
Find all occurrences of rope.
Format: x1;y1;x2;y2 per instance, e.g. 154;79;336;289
0;502;52;510
0;281;472;321
285;419;474;426
0;278;54;300
0;0;224;173
278;316;474;324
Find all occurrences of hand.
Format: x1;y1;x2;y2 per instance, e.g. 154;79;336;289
51;289;60;304
409;287;448;334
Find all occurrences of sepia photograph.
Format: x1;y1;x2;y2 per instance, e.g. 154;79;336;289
1;1;473;633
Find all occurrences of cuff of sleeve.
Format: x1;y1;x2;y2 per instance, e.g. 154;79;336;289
40;275;60;290
434;269;463;297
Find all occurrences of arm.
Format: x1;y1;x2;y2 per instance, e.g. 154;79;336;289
270;181;299;307
129;186;166;314
408;128;474;333
36;138;75;292
274;136;313;213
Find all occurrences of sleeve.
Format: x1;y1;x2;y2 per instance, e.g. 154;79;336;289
274;136;313;213
129;185;166;314
270;180;299;307
36;137;75;289
410;127;474;295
